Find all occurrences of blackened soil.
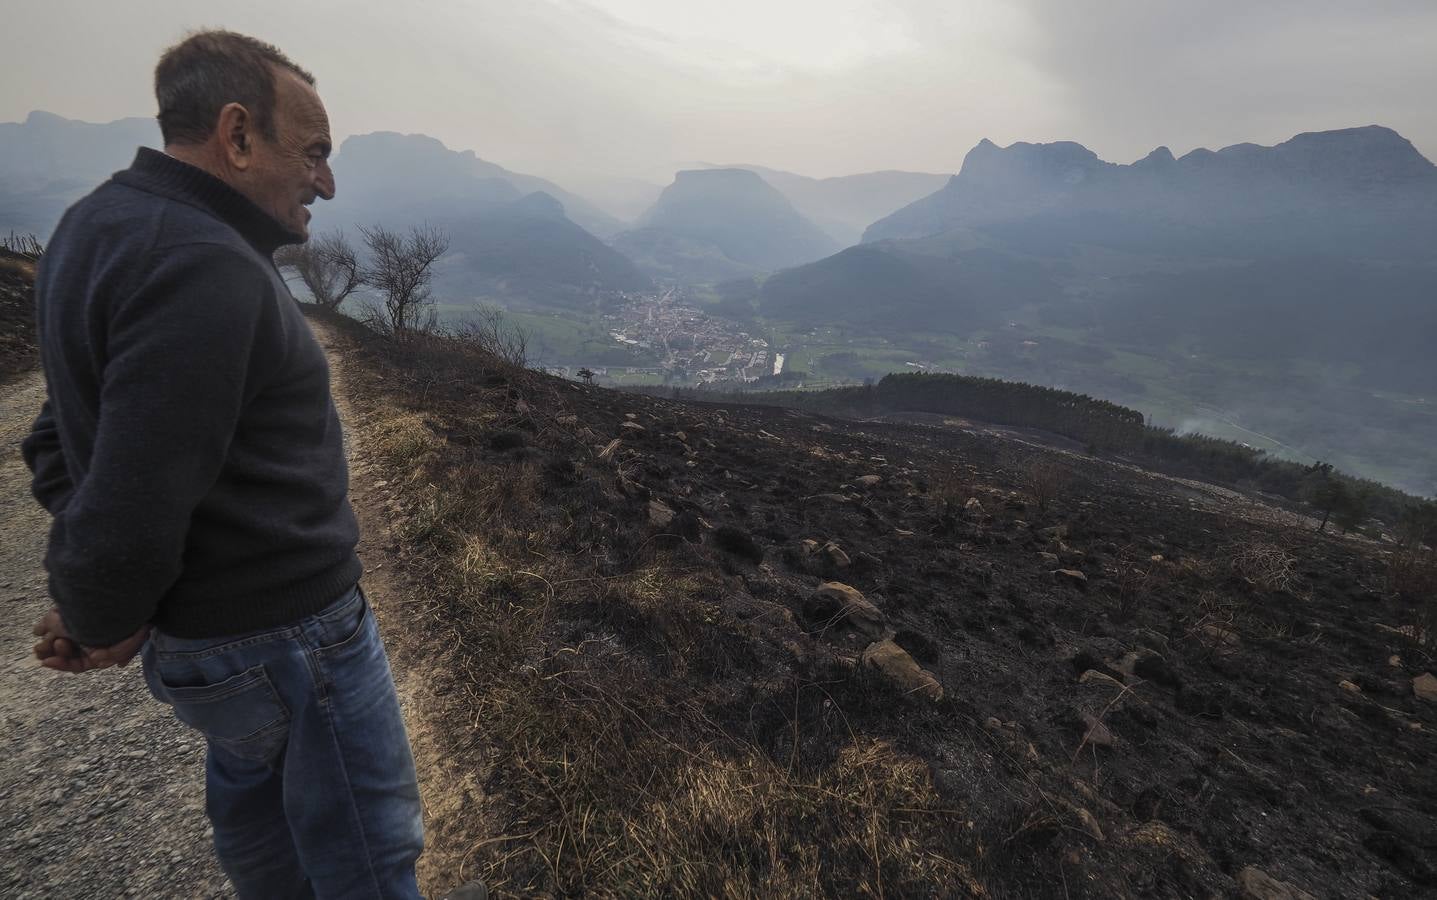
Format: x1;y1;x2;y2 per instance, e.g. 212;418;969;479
327;313;1436;898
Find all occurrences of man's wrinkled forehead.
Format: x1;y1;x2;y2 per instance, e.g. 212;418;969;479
273;66;330;135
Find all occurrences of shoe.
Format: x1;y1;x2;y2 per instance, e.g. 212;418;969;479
441;880;488;900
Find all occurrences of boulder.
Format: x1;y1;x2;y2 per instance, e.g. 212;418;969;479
1054;568;1088;588
648;500;676;527
1235;866;1315;900
862;639;943;702
805;582;886;639
1414;672;1437;703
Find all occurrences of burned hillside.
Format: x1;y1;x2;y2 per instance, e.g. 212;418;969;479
316;309;1435;898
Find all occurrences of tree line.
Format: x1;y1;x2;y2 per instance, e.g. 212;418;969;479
648;371;1432;532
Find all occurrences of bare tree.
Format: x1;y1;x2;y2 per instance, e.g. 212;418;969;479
2;232;45;260
451;304;529;369
274;230;362;310
358;224;449;337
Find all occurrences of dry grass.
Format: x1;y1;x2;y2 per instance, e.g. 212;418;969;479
1229;543;1297;593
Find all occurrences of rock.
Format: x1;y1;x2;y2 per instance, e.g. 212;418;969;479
855;475;883;488
805;582;886;639
648;500;676;527
1150;554;1164;562
674;431;688;443
861;639;943;702
799;538;821;556
1414;672;1437;703
1076;807;1105;841
1338;680;1362;694
1079;712;1116;748
1200;623;1241;651
624;412;638;420
1038;552;1059;565
964;497;984;514
823;542;852;568
621;421;645;432
556;414;579;426
1235;866;1315;900
1054;568;1088;588
1388;654;1402;668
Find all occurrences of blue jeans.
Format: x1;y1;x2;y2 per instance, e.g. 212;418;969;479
140;583;424;899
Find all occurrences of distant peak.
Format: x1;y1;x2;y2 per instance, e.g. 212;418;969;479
674;167;765;184
509;191;566;218
1136;146;1176;166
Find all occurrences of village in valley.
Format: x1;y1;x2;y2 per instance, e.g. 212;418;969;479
539;288;785;385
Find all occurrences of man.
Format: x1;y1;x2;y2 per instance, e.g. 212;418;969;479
22;29;481;900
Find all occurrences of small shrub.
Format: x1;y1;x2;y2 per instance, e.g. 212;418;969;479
1021;458;1068;514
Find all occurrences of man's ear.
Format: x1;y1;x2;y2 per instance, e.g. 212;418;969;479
217;101;255;171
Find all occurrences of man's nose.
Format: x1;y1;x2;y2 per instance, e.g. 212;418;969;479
314;159;336;200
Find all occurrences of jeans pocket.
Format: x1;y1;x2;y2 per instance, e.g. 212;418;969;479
156;664;291;763
313;589;372;657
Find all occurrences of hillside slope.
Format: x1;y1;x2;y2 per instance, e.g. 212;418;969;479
317;309;1437;898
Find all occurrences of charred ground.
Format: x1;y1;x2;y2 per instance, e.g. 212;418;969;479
0;251;37;384
316;308;1434;898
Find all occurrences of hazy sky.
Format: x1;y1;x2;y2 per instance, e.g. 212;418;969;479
5;0;1435;183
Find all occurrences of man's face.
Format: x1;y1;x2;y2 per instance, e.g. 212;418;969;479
245;69;335;241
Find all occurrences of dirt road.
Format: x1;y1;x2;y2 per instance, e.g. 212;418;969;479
0;371;232;898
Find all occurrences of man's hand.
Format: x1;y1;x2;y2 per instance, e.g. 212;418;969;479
31;609;150;673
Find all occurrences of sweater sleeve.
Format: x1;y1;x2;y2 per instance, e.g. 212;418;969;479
21;398;75;515
44;243;281;646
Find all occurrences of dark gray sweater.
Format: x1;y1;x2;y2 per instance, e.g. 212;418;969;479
22;147;361;645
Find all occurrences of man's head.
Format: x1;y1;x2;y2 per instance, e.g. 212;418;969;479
155;30;334;241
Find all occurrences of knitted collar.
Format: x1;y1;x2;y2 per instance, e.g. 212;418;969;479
113;146;302;255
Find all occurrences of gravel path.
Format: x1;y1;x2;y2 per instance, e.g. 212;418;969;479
0;371;233;899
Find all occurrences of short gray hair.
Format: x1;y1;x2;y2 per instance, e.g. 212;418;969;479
154;29;315;146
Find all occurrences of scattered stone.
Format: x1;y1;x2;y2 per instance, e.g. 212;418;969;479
855;475;883;488
1414;672;1437;703
1076;807;1105;842
964;497;984;514
1235;866;1315;900
1054;569;1088;588
624;412;637;420
674;431;688;443
1338;680;1362;694
647;500;676;528
620;421;645;432
1150;554;1164;563
1039;552;1059;565
823;542;852;568
1079;712;1116;748
805;582;886;639
799;539;821;556
894;528;914;537
861;639;943;702
1200;623;1241;650
1388;654;1402;668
